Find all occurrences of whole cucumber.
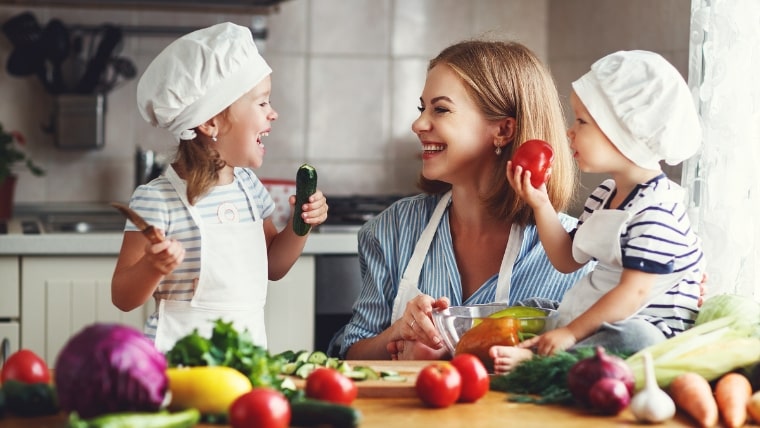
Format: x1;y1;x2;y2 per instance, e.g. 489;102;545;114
290;398;362;428
66;408;200;428
293;164;318;236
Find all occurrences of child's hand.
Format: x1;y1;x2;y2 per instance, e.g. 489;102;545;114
519;327;576;356
506;160;552;209
290;189;328;228
144;235;185;274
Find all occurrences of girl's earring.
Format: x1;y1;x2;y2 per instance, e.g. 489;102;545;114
495;145;502;156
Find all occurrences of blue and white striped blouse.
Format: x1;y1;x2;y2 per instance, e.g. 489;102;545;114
339;193;590;356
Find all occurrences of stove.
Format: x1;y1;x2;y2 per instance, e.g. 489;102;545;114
317;194;410;233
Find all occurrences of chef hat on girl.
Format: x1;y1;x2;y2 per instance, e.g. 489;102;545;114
136;22;272;141
571;50;701;170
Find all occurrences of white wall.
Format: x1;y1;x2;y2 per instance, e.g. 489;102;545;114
1;0;691;211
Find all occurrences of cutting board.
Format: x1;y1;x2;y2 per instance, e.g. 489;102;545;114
291;360;434;398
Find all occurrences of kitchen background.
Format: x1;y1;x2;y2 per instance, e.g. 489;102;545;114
0;0;691;217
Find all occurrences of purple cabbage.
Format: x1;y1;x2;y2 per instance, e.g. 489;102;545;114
54;323;168;419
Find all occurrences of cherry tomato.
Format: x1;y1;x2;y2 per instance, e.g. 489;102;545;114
415;362;462;408
1;349;51;384
229;387;290;428
510;139;555;188
305;367;358;405
450;353;489;403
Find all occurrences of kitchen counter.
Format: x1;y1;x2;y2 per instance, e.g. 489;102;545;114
0;231;358;255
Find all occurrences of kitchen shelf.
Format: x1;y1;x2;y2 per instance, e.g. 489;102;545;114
0;0;289;15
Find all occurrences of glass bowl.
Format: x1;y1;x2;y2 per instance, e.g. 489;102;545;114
432;303;556;371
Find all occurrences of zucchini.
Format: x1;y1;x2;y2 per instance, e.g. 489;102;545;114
293;163;318;236
67;408;200;428
290;398;362;428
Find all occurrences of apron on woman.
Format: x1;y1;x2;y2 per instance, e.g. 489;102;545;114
154;166;269;352
390;191;525;323
554;186;688;329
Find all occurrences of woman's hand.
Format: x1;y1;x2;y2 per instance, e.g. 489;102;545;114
387;339;450;360
388;295;450;359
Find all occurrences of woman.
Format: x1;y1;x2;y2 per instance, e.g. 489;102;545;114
336;40;591;360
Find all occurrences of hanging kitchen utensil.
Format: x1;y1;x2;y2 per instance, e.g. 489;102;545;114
98;56;137;92
60;29;86;92
75;24;123;94
2;11;45;79
39;18;70;94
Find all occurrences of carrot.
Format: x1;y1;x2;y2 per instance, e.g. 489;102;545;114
714;372;752;428
668;372;718;427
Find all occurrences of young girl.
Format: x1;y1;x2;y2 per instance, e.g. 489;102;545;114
111;22;328;352
498;50;705;373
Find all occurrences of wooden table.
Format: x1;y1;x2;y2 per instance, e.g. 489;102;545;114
1;361;698;427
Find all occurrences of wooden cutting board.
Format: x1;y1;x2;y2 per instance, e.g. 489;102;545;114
291;360;434;398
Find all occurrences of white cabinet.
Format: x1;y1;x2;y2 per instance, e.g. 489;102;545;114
0;256;20;354
265;255;315;354
21;256;149;364
20;255;316;364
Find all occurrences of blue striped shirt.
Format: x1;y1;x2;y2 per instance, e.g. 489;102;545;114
573;175;704;336
339;193;590;356
125;166;275;339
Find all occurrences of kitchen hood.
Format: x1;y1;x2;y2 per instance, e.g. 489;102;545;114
0;0;291;14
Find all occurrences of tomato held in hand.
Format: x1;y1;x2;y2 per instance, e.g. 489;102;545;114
305;367;358;405
229;388;290;428
450;353;489;403
510;139;555;188
415;362;462;408
1;349;51;384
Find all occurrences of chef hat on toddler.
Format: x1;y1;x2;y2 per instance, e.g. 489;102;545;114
136;22;272;141
571;50;701;169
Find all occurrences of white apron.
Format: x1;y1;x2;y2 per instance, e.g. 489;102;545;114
154;166;269;352
554;186;687;328
390;191;524;323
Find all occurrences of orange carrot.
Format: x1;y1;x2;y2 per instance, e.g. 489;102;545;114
668;372;718;427
714;372;752;428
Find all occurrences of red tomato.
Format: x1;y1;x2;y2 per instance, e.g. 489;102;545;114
450;353;489;403
415;362;462;408
1;349;51;384
510;139;555;188
305;367;358;405
229;388;290;428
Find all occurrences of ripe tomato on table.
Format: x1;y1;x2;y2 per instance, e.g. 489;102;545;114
450;353;489;403
229;387;291;428
509;139;555;188
305;367;358;405
415;362;462;408
1;349;51;384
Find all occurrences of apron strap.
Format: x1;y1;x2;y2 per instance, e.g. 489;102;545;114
400;191;452;284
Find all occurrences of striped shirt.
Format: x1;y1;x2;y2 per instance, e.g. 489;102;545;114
339;193;591;357
125;166;275;339
573;175;704;336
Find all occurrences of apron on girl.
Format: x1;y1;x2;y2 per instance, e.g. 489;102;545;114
154;166;269;352
554;186;688;328
390;191;524;323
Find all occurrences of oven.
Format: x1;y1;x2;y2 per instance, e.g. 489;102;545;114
313;194;409;353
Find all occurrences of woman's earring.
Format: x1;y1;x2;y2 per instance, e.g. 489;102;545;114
495;145;502;156
212;134;218;142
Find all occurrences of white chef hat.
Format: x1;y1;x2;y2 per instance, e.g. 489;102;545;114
136;22;272;141
571;50;701;169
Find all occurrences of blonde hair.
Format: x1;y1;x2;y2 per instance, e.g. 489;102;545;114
417;40;577;225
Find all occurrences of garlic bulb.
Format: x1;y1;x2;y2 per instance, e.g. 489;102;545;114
629;351;676;423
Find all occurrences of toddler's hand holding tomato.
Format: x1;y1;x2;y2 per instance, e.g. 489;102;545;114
507;139;554;208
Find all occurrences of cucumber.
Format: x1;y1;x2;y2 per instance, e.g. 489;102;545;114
290;398;362;428
67;408;200;428
293;163;318;236
306;350;329;365
1;380;59;417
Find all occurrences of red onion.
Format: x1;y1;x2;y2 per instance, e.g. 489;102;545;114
566;346;634;407
588;377;631;414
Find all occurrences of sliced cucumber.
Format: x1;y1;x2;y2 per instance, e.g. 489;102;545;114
295;362;317;379
306;351;328;365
